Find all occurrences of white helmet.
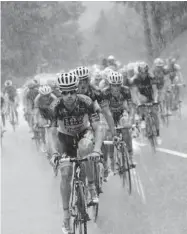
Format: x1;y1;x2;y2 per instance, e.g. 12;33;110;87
154;58;164;67
4;80;12;87
39;85;52;95
57;72;79;91
108;72;123;85
74;66;89;80
108;55;115;61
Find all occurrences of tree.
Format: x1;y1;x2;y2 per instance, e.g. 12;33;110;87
1;2;85;84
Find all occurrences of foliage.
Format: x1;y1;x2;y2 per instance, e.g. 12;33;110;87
1;2;85;84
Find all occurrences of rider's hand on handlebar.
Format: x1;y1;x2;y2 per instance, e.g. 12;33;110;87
50;153;61;167
113;136;120;145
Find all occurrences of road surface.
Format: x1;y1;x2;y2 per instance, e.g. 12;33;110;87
2;103;187;234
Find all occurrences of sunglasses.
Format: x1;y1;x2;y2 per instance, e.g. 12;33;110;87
61;90;77;96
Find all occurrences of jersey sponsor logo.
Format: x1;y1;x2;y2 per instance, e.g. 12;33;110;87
64;115;84;126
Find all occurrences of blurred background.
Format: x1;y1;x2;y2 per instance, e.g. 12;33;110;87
1;1;187;86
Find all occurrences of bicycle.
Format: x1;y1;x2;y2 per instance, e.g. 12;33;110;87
103;126;135;194
55;155;103;234
87;156;104;223
171;83;185;118
137;102;159;153
7;102;17;132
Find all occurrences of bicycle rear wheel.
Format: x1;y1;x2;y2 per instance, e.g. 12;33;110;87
72;182;88;234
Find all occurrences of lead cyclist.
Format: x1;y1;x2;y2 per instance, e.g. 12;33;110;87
48;72;104;234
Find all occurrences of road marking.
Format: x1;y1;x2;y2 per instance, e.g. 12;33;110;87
156;147;187;158
133;140;187;158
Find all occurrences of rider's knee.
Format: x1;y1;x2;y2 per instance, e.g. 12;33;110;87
78;133;94;157
60;164;73;182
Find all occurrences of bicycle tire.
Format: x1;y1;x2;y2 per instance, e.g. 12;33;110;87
9;107;16;132
33;130;41;151
92;162;101;222
121;144;132;194
73;181;88;234
146;115;157;153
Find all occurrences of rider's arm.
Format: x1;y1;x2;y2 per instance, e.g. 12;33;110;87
176;66;184;84
130;86;141;106
47;101;59;155
100;101;116;136
96;89;116;136
89;111;104;153
33;94;41;124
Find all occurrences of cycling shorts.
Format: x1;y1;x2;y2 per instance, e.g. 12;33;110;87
57;128;94;158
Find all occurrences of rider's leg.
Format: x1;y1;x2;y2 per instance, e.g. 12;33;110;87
119;111;135;166
57;133;74;232
78;129;99;202
101;132;114;181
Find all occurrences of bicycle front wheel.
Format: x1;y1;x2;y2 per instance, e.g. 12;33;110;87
73;181;88;234
146;115;157;153
121;144;132;194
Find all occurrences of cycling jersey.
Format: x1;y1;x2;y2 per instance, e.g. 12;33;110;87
1;96;5;108
152;67;168;90
26;88;39;110
50;94;100;136
3;86;17;102
78;84;101;103
34;93;57;120
167;64;181;83
99;86;131;125
132;73;154;102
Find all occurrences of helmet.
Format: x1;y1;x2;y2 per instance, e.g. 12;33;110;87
168;57;176;64
27;80;38;89
39;85;52;95
138;61;149;73
108;55;115;61
74;66;89;80
57;72;79;91
4;80;12;87
108;72;123;85
127;63;135;72
154;58;164;67
119;67;127;76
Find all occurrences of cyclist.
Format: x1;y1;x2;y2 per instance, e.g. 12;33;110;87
3;80;19;124
1;92;6;128
74;66;116;137
48;72;104;233
90;69;103;88
99;67;113;90
129;61;161;145
47;79;61;98
166;57;185;110
23;80;39;137
101;57;108;70
119;66;128;86
107;55;118;71
98;71;136;180
152;58;171;115
34;85;57;153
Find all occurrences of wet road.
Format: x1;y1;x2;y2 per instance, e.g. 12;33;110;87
2;104;187;234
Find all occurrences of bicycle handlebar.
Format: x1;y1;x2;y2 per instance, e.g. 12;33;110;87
138;102;159;108
171;83;185;87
